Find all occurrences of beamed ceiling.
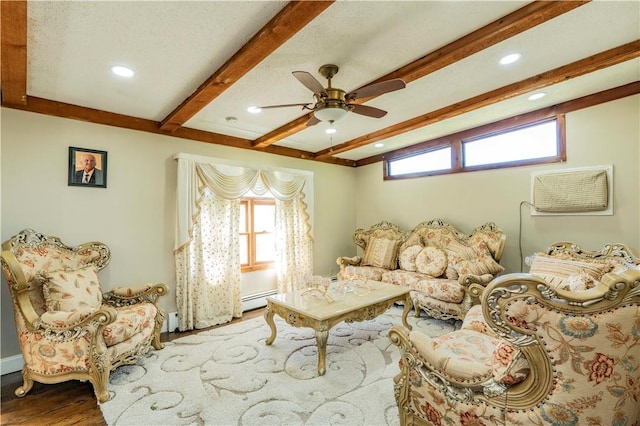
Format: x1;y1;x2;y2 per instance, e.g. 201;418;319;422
1;0;639;167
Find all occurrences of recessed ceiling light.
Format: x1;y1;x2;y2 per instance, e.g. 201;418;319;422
325;127;337;135
110;65;134;78
247;106;262;114
499;53;521;65
374;143;384;148
528;92;546;101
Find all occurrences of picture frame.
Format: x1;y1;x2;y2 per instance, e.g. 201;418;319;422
68;147;108;188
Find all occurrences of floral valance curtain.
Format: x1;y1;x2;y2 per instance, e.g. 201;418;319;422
174;154;313;331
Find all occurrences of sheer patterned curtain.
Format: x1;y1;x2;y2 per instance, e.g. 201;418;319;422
174;154;313;331
274;196;313;292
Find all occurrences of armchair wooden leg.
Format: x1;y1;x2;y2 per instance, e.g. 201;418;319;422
14;367;34;398
152;332;164;350
91;369;111;403
152;312;165;350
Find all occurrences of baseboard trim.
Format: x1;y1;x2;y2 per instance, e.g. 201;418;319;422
1;354;24;375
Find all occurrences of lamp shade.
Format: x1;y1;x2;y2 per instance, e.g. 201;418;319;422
314;106;348;122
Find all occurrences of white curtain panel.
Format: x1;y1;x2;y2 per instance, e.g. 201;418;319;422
275;196;313;293
174;154;313;331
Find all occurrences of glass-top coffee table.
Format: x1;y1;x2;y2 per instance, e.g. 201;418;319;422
264;280;412;375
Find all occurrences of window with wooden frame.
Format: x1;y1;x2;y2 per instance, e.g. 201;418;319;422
239;197;276;272
384;112;566;180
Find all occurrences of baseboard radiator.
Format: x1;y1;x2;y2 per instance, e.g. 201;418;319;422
242;290;275;311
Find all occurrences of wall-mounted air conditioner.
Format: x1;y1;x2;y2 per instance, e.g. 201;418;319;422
530;165;613;216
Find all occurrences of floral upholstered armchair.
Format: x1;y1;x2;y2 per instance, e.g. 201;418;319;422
1;229;168;403
389;242;640;425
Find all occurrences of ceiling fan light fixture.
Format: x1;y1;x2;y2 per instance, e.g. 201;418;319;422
325;121;337;134
314;106;348;122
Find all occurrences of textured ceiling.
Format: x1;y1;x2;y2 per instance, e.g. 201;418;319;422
3;0;639;164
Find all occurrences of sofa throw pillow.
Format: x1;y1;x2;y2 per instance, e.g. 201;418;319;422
567;272;598;292
450;252;505;277
42;264;103;312
446;240;504;277
444;263;459;280
362;237;401;270
415;246;448;277
528;253;613;290
398;245;423;271
442;239;475;279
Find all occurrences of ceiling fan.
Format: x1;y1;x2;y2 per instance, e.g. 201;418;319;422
250;64;406;127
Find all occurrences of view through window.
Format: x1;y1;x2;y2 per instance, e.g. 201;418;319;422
463;120;558;167
386;117;564;179
240;196;276;272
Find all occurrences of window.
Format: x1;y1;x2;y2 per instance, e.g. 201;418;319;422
463;120;558;167
239;198;275;272
384;114;565;180
388;146;452;177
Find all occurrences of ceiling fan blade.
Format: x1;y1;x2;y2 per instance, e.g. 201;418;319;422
306;115;321;127
347;78;406;100
255;103;313;110
293;71;327;96
350;104;388;118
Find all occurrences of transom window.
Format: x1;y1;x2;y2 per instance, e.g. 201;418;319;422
387;147;452;176
385;114;565;180
240;197;275;272
463;119;559;167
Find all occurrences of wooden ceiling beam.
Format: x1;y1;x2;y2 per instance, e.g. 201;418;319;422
4;96;356;167
314;41;640;160
356;81;640;167
159;1;334;133
251;0;589;148
1;0;27;105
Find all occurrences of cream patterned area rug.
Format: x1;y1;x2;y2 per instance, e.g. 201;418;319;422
100;306;457;425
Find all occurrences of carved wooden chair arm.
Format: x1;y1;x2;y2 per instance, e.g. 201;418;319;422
336;256;362;267
35;306;118;333
459;273;494;287
388;324;413;355
458;273;494;306
103;283;168;307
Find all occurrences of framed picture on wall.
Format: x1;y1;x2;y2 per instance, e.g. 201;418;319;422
68;147;108;188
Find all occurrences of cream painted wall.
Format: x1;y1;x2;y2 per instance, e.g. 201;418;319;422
354;95;640;274
2;95;638;362
0;108;357;359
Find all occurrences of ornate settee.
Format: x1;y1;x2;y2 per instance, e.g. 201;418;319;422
388;241;640;426
337;219;506;320
1;229;168;403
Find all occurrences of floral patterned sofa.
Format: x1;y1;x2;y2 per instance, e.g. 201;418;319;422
337;219;506;320
388;241;640;426
1;229;168;403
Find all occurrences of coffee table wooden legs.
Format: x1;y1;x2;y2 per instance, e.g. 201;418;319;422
264;304;330;375
315;324;329;376
401;294;412;330
264;292;412;376
264;308;277;345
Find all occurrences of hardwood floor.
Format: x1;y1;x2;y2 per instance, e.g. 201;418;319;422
0;308;265;426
